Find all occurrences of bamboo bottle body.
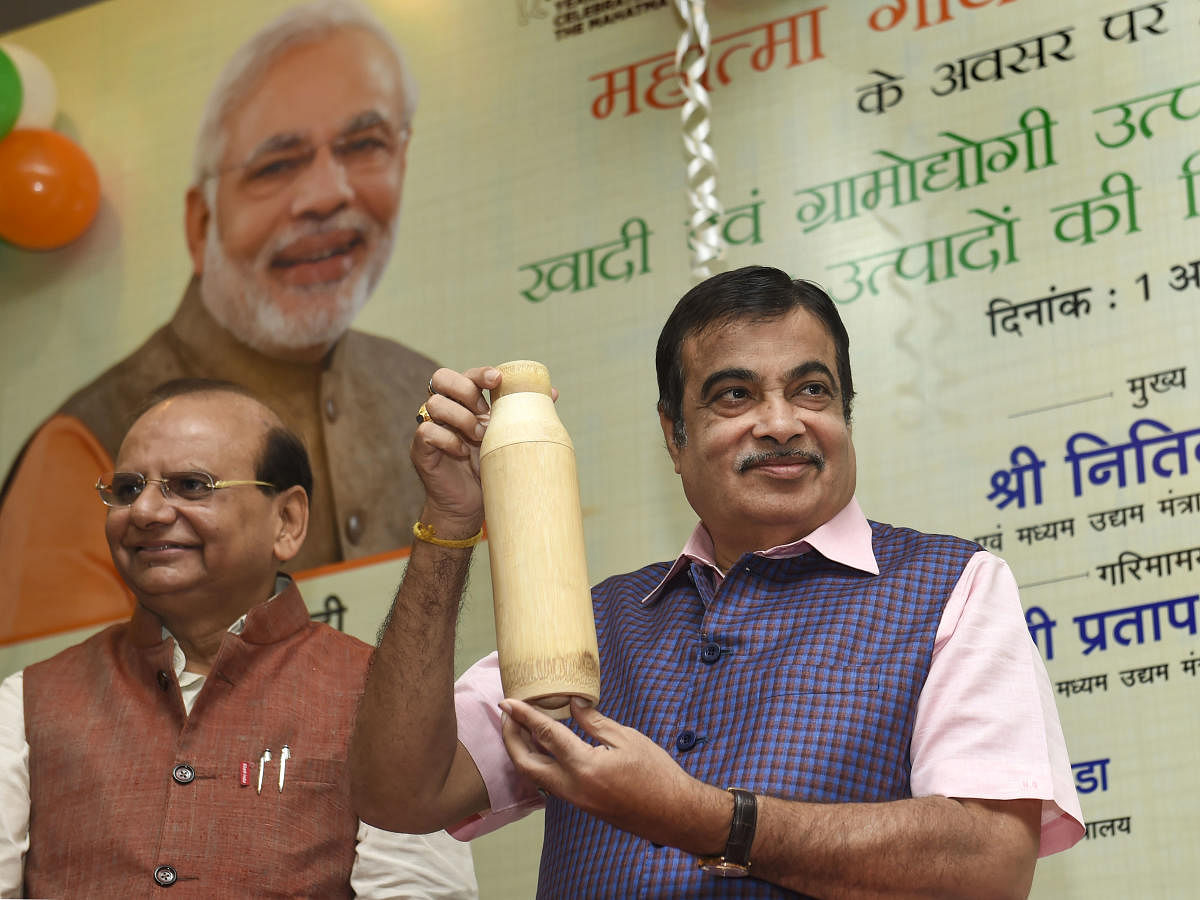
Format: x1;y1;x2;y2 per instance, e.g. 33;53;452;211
479;361;600;719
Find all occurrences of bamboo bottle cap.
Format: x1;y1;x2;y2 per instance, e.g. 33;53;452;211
492;360;551;401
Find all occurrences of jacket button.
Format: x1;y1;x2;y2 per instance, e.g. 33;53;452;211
700;641;722;664
675;729;698;751
345;512;365;544
172;763;195;785
153;865;177;886
325;396;338;422
156;671;170;691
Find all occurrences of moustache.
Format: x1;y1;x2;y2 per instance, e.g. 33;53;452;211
260;211;380;265
736;448;825;474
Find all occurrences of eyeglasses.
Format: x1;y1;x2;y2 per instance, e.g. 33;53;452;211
210;116;409;200
95;471;276;508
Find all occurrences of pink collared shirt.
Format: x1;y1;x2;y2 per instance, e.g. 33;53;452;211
452;498;1085;855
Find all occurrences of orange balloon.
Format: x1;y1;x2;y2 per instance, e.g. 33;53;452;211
0;128;100;251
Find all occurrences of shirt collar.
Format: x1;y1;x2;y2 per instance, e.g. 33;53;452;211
161;574;295;676
640;496;878;605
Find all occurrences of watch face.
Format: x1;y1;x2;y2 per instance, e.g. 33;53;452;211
698;860;751;878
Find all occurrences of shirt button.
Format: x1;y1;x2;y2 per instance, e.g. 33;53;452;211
325;396;338;422
345;512;365;544
700;641;722;664
675;729;698;751
153;865;177;887
156;671;170;691
172;763;195;785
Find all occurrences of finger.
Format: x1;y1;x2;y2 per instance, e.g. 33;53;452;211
423;393;488;447
501;709;567;793
430;366;500;416
500;709;549;763
568;700;622;750
412;414;478;461
422;365;503;447
500;699;585;761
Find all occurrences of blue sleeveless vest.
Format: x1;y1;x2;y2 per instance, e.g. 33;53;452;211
537;521;979;899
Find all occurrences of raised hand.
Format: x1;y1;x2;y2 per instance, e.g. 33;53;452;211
412;366;499;537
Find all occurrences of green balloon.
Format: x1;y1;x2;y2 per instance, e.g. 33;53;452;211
0;47;21;139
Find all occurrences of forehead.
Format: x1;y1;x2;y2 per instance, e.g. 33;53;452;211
117;394;269;471
219;28;404;164
680;308;838;388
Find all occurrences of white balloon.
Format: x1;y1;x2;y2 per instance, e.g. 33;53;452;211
0;42;57;130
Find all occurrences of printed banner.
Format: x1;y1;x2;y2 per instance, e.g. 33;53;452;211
2;1;1197;895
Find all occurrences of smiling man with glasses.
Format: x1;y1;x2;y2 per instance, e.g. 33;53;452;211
0;0;438;646
0;379;477;897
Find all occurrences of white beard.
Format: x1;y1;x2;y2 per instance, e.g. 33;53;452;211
199;211;394;358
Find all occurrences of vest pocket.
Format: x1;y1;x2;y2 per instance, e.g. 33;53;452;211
740;662;913;803
284;757;343;785
757;663;881;698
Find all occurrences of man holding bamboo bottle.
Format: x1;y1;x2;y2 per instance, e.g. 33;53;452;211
352;265;1084;897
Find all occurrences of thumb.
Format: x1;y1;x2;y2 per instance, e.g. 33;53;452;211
571;700;622;748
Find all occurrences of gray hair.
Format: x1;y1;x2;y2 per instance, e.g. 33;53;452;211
191;0;418;188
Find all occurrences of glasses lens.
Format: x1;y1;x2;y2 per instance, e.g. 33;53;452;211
103;473;146;506
165;472;216;501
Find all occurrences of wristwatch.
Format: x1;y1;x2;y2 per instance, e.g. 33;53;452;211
697;787;757;878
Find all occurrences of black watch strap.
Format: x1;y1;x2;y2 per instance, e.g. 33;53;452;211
698;787;757;877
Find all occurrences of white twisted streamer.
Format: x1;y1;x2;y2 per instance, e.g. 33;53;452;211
674;0;723;280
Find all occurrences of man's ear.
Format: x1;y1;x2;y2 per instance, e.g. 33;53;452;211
659;408;683;475
397;124;411;167
184;185;211;277
272;486;310;564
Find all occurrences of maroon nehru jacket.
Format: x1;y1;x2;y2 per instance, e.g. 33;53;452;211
23;578;370;898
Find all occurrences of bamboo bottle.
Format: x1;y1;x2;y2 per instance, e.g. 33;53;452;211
479;360;600;719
